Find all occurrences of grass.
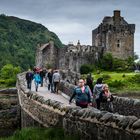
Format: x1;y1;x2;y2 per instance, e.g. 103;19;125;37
93;71;135;80
0;127;80;140
91;71;140;94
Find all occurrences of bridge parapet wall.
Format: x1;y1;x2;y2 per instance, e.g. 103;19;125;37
17;73;68;128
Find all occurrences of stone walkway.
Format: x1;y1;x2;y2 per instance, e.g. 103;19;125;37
31;81;75;106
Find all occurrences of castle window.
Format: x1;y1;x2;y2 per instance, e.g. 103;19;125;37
117;40;120;47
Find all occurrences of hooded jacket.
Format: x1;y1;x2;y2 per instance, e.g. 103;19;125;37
93;84;103;99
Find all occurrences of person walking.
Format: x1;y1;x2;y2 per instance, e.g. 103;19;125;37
69;79;91;108
52;70;61;94
47;69;54;92
25;69;33;90
93;78;103;109
86;73;94;94
33;72;41;92
39;69;46;87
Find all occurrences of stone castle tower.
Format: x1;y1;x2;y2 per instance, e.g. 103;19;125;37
92;10;135;59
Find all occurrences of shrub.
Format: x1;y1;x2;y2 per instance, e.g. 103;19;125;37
102;74;111;81
80;64;94;74
108;80;125;88
0;64;21;87
129;74;140;83
5;78;16;86
122;74;126;78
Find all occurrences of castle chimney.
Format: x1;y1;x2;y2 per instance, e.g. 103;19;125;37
113;10;121;25
114;10;120;18
77;40;80;45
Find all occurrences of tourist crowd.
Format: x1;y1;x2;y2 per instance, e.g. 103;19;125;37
25;68;114;112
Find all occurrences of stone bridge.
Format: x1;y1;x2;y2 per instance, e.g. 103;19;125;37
16;72;140;140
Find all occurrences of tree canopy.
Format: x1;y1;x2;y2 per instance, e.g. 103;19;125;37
0;14;63;70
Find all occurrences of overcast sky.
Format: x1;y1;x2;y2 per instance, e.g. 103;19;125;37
0;0;140;57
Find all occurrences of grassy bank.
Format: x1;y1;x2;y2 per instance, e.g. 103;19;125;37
91;71;140;94
0;128;79;140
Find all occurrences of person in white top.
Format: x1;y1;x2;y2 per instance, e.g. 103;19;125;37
52;70;61;94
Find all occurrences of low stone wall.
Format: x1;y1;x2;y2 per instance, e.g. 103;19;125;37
59;80;75;97
59;80;140;118
112;97;140;118
63;108;140;140
17;73;69;128
0;88;20;137
17;72;140;140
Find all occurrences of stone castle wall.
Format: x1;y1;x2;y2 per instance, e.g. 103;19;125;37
58;46;103;72
35;40;104;72
92;10;135;59
16;72;140;140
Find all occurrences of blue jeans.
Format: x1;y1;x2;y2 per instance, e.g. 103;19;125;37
35;81;39;91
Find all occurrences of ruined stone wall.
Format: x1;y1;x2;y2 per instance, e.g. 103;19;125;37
58;46;103;73
35;41;103;73
0;88;20;137
59;69;81;85
17;72;140;140
36;42;58;69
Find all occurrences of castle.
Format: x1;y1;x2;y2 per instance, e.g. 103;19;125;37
36;10;135;72
92;10;135;59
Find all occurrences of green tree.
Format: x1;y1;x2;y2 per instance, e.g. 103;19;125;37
0;64;21;86
0;15;63;70
101;53;114;71
80;64;94;74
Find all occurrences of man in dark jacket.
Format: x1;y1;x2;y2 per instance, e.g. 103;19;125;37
47;69;54;92
26;69;33;90
39;69;46;87
86;74;94;94
69;79;91;108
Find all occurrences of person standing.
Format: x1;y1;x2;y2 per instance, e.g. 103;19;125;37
52;70;61;94
69;79;91;108
93;78;103;109
86;74;94;94
25;69;33;90
33;72;41;92
102;84;114;112
47;69;54;92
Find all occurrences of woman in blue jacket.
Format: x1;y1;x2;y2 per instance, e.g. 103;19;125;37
33;72;41;92
69;79;91;108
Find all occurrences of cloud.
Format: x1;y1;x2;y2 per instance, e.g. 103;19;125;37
0;0;140;56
